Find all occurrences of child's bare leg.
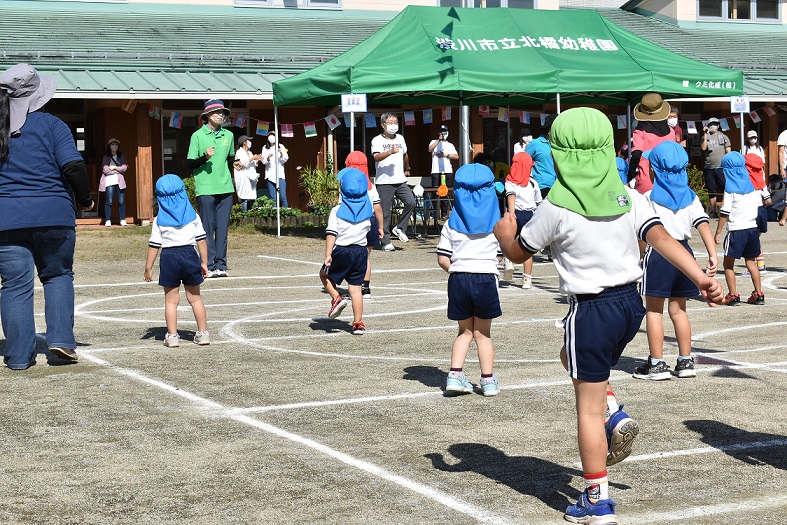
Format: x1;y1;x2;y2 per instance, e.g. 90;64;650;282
523;257;533;277
723;256;737;295
320;269;340;299
573;379;609;475
744;258;762;293
668;297;691;357
472;316;494;375
645;296;666;360
164;287;180;335
451;318;474;370
560;345;568;371
365;247;372;281
185;284;207;332
348;284;363;323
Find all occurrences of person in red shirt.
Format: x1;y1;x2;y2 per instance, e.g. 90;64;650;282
668;106;687;148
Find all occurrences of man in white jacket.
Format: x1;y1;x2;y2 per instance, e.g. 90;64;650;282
233;135;261;212
261;130;289;207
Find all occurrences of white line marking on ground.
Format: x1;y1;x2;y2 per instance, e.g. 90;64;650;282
625;493;787;524
624;438;787;464
79;352;510;525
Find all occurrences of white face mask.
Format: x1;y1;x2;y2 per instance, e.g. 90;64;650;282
522;135;532;144
268;135;276;144
708;125;718;132
440;132;448;140
385;124;399;135
667;117;678;127
749;138;758;144
245;141;252;149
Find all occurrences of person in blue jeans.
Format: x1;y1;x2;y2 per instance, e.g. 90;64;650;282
0;64;94;369
99;138;129;226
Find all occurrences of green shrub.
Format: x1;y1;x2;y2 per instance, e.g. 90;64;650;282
230;196;304;222
298;165;338;212
687;164;709;210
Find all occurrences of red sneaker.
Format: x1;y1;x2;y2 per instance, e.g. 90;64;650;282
351;321;366;335
723;293;741;306
746;291;765;305
328;296;348;319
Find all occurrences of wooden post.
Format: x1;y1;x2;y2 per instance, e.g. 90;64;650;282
136;106;153;225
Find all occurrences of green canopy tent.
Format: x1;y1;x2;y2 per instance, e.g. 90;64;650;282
272;6;743;107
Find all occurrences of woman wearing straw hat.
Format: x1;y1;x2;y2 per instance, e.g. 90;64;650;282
0;63;94;369
628;93;675;194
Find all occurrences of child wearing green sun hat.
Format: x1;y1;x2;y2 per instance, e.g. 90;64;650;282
494;107;723;524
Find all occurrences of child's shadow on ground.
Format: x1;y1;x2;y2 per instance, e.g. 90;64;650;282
685;420;787;470
141;327;198;343
403;365;444;388
425;443;630;512
308;320;351;334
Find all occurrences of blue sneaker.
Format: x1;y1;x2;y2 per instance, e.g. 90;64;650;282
480;376;500;397
564;490;617;524
445;372;473;394
605;405;640;466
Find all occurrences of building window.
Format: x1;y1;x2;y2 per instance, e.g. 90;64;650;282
438;0;533;7
699;0;779;20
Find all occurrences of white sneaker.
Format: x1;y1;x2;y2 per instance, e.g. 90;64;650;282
392;226;409;243
207;270;218;278
120;220;128;226
522;275;532;289
383;243;395;252
193;331;210;345
164;333;180;348
104;220;111;227
503;259;514;281
215;269;228;277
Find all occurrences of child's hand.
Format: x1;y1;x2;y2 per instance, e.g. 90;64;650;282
144;269;152;282
714;232;722;244
698;275;723;306
200;264;209;277
378;227;384;239
493;212;518;243
780;219;786;227
706;255;718;277
324;255;332;267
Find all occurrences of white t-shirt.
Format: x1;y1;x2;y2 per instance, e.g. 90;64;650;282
519;188;661;295
371;134;408;185
644;192;708;241
719;189;770;231
326;205;370;246
513;142;527;155
778;130;787;171
368;185;380;206
148;216;207;249
742;144;766;162
505;179;542;211
234;147;259;200
428;139;458;174
261;143;288;182
436;223;502;274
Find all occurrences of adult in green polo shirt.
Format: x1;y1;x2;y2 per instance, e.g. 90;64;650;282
187;99;235;277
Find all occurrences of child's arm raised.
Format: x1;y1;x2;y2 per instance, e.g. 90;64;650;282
494;212;533;264
696;222;718;277
144;247;159;282
196;239;209;277
646;224;722;306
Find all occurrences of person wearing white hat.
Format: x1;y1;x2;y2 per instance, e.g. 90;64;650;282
0;63;94;369
428;124;459;219
701;117;732;217
742;129;765;162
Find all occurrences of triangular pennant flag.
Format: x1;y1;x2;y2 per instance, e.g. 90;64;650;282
233;113;247;128
701;120;709;129
343;113;355;127
404;111;416;126
497;107;508;122
325;114;341;130
763;106;776;117
540;113;547;127
121;100;137;114
478;106;490;117
732;115;741;128
365;114;377;128
423;109;433;124
778;104;787;112
256;121;269;136
168;112;182;129
720;118;730;131
304;121;317;138
616;115;627;130
281;124;294;138
442;107;452;121
750;110;761;123
148;105;160;120
686;121;697;134
520;111;530;125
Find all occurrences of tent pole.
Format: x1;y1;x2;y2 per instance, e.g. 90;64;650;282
556;93;561;114
350;112;355;152
506;106;511;160
626;99;632;159
740;112;745;153
460;103;470;166
274;105;281;238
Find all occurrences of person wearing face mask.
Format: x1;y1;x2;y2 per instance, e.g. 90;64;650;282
667;106;686;148
428;124;459;219
371;112;416;251
701;117;732;217
186;99;236;278
513;127;532;155
233;135;261;212
261;130;289;208
742;130;766;162
100;138;128;226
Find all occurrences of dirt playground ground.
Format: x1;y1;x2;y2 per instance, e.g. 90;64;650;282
2;223;786;524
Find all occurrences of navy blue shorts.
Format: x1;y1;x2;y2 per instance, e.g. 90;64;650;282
159;245;204;288
447;272;502;321
514;209;534;235
641;240;699;298
723;228;761;259
366;215;381;247
564;283;645;382
322;245;368;286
